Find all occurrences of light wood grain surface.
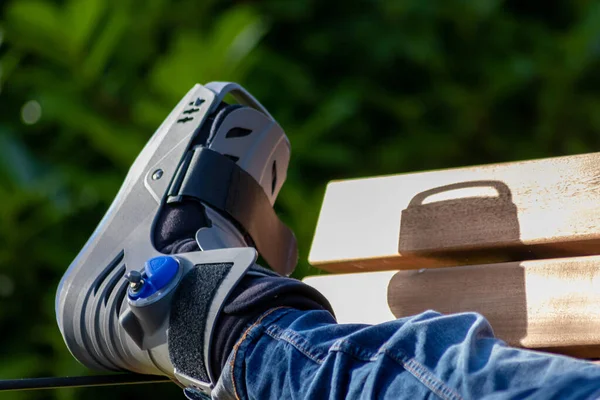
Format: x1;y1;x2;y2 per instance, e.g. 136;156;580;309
304;255;600;358
309;152;600;272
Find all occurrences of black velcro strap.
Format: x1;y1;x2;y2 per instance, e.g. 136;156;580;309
168;147;297;276
169;263;232;383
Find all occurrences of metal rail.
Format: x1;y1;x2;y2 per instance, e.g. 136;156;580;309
0;374;171;391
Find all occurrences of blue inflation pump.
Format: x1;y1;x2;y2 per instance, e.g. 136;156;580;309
127;256;180;300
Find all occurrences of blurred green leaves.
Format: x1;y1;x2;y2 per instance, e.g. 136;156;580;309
3;1;600;399
150;6;268;100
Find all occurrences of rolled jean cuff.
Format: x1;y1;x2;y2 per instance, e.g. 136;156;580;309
212;307;293;400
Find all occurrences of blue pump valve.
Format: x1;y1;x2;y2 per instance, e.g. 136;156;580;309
128;256;179;300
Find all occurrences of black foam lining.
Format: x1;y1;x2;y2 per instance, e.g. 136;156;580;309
154;201;208;254
168;263;232;383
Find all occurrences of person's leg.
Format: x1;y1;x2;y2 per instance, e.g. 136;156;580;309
54;82;600;399
216;307;600;400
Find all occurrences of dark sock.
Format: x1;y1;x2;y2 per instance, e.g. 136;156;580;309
154;201;209;253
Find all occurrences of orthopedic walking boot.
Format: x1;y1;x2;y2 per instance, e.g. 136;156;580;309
55;82;297;396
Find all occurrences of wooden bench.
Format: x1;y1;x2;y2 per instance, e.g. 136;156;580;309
303;152;600;359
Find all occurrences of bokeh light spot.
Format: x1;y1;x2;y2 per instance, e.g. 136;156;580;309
0;274;14;298
21;100;42;125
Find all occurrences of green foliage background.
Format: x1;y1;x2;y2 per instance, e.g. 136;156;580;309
1;0;600;398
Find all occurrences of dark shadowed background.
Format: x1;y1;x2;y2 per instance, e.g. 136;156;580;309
1;0;600;398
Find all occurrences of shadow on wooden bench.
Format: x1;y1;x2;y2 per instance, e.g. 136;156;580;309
305;152;600;360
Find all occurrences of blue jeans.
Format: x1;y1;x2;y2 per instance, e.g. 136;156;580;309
212;308;600;399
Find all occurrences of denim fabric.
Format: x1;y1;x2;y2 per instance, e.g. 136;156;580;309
213;307;600;400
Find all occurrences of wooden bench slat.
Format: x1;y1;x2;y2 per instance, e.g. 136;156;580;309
309;152;600;272
303;255;600;358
